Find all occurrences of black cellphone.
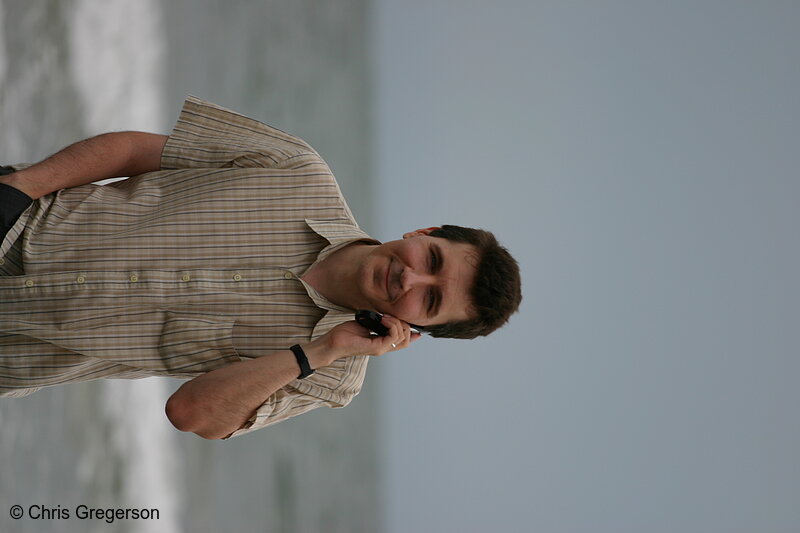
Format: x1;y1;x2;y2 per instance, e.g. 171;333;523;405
355;310;423;336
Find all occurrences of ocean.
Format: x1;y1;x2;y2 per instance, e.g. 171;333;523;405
0;1;380;532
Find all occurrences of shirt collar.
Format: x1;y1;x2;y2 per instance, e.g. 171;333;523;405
299;219;380;316
305;219;380;262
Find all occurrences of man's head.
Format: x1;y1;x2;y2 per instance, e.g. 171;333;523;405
423;225;521;338
355;225;521;339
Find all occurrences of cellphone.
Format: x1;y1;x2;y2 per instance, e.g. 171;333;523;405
355;310;423;336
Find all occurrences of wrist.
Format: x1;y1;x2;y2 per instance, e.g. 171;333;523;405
301;338;339;369
1;170;42;200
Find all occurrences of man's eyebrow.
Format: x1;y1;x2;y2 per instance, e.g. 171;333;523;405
430;243;444;316
431;288;442;318
432;243;444;274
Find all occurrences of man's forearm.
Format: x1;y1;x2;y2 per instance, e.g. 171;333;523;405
166;314;412;439
0;132;168;200
165;339;336;440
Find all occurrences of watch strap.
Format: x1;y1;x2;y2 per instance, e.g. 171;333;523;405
289;344;315;379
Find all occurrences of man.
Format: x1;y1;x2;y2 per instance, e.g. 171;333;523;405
0;97;521;439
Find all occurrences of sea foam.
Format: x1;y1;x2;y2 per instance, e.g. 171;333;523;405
68;2;181;532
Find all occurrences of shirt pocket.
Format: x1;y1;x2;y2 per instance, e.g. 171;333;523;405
157;311;241;376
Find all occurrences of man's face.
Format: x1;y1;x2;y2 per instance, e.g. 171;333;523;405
355;228;478;327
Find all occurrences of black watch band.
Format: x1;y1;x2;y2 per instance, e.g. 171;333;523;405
290;344;315;379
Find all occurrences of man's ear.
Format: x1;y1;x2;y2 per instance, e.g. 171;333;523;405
402;227;441;239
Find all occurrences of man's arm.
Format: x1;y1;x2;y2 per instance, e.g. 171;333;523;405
0;132;168;200
165;340;332;440
166;316;420;440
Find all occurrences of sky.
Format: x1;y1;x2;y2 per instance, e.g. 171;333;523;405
371;2;800;532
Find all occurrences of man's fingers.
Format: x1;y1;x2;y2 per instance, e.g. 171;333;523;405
375;314;421;353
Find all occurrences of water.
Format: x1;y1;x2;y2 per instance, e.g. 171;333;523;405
0;1;379;532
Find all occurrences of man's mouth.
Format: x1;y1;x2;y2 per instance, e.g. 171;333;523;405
385;259;392;300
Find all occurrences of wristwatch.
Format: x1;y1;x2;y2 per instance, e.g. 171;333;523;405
289;344;315;379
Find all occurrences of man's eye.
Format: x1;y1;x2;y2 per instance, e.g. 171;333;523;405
427;289;435;313
429;249;437;273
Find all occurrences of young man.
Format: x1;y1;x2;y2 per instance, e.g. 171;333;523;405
0;97;521;439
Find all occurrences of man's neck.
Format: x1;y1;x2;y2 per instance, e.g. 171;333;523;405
301;242;374;310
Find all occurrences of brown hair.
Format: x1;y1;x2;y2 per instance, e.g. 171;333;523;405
424;225;521;339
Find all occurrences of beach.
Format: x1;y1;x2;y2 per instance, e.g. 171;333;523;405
0;1;379;532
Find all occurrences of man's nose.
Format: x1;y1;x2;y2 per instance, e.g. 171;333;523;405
400;268;435;291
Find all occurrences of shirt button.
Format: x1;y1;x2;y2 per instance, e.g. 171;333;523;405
0;258;5;265
233;274;242;282
181;274;191;282
76;276;86;284
25;279;34;287
283;271;294;279
130;275;139;283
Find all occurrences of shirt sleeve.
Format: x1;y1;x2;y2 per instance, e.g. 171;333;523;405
222;384;340;439
161;96;321;171
222;354;369;439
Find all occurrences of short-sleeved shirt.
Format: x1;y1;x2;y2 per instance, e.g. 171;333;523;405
0;96;377;438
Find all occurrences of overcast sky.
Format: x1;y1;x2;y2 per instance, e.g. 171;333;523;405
372;2;800;532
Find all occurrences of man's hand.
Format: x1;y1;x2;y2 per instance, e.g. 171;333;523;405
0;170;34;239
319;314;422;360
0;169;36;199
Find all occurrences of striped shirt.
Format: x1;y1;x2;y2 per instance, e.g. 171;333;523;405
0;96;377;438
